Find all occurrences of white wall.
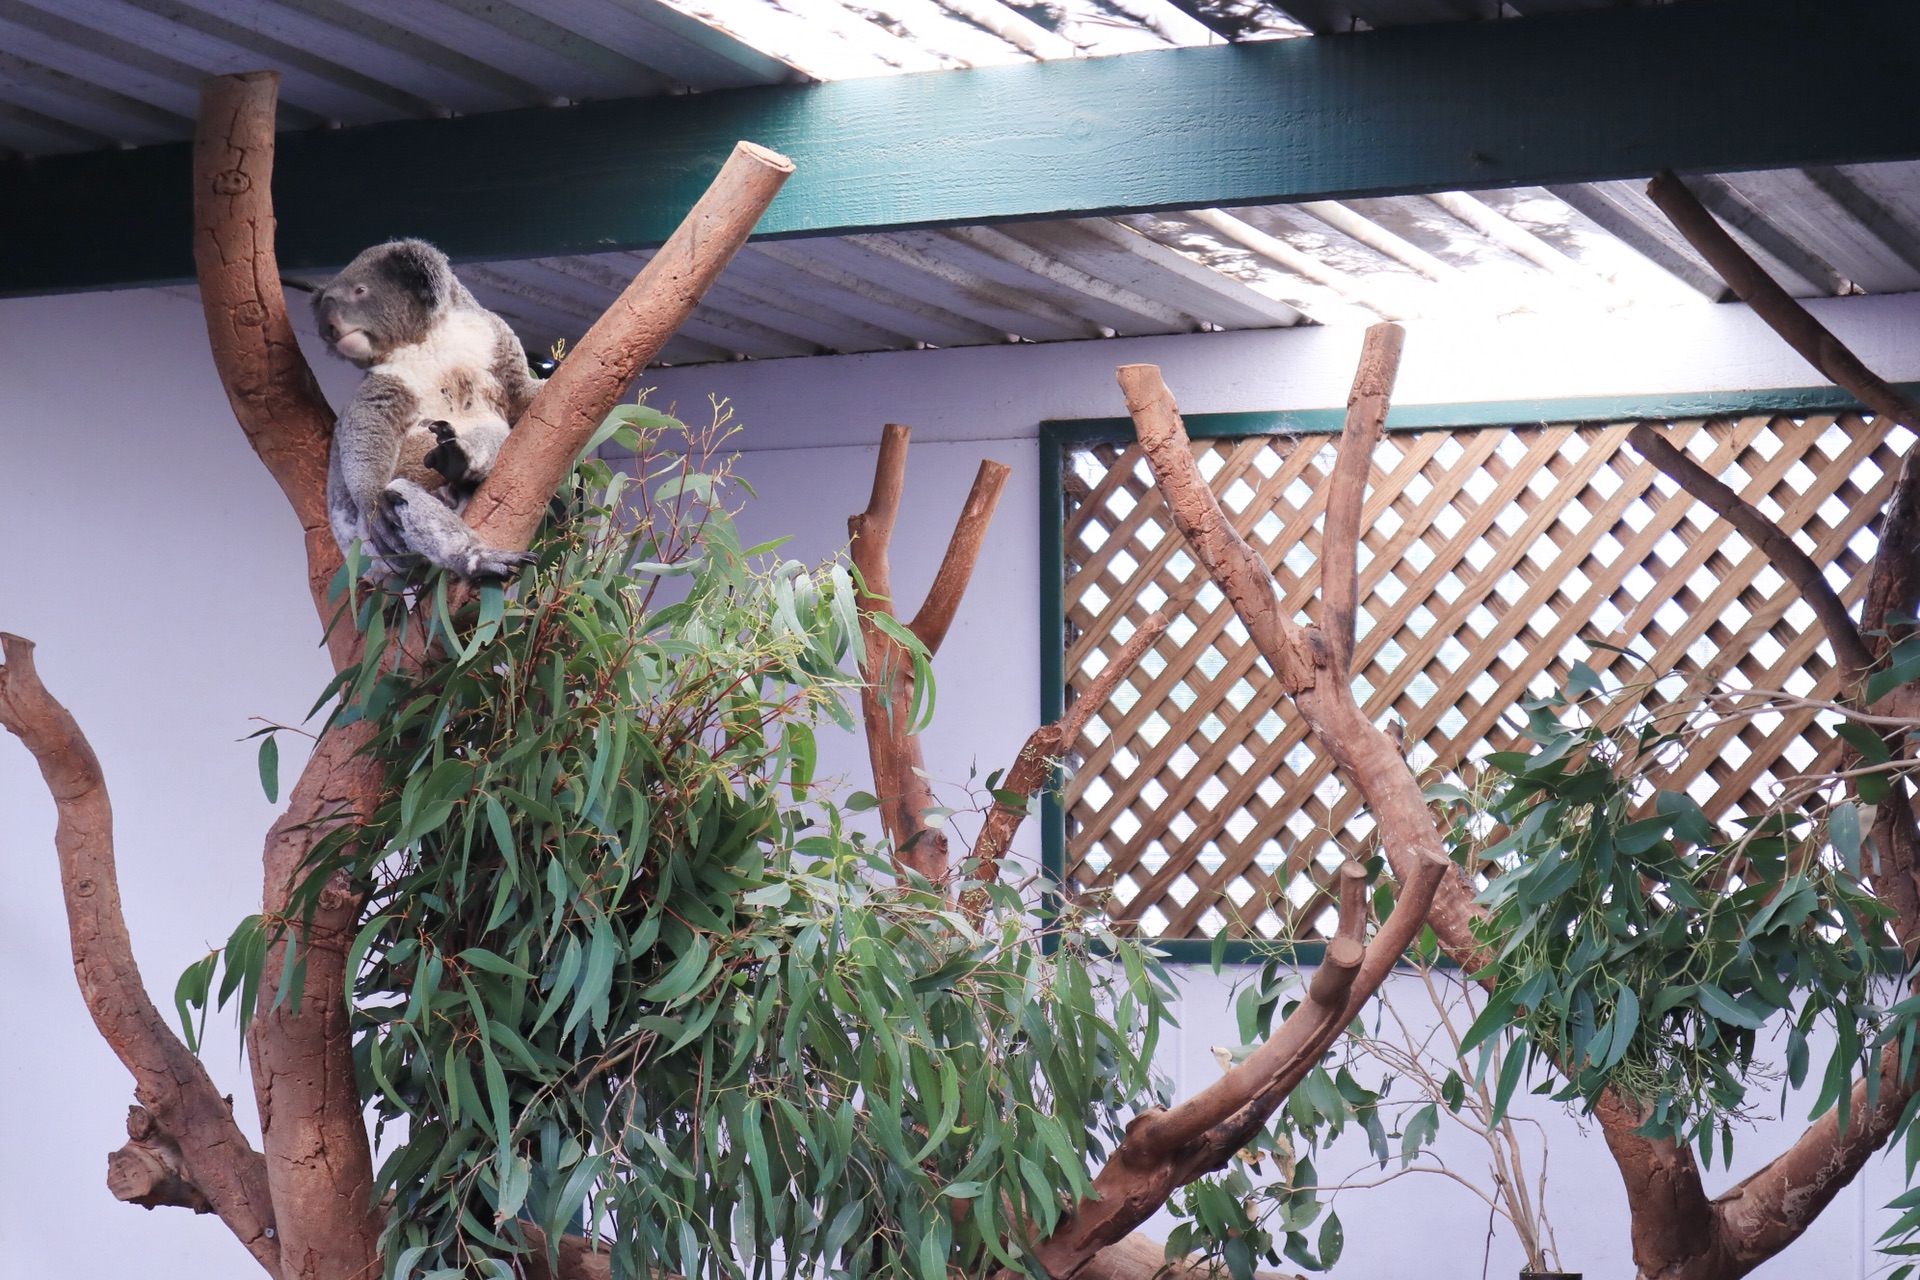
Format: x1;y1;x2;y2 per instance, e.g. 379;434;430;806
5;287;1916;1277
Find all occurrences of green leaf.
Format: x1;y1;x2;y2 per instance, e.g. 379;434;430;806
1831;800;1863;877
257;733;279;804
1490;1042;1527;1126
1697;983;1770;1030
173;953;216;1054
1318;1210;1344;1269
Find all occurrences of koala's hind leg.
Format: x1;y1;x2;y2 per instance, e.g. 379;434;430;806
379;479;535;581
423;416;511;488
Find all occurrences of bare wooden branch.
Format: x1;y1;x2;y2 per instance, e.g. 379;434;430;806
848;428;1012;884
0;634;280;1274
1331;858;1369;946
1320;323;1404;674
1647;172;1920;430
464;141;795;555
193;72;347;667
848;425;945;879
910;461;1012;653
1647;169;1920;637
970;611;1169;882
1027;353;1452;1280
1627;423;1875;682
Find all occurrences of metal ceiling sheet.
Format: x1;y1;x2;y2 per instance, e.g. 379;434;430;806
10;0;1920;367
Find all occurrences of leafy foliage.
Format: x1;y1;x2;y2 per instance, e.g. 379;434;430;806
1451;666;1905;1167
184;406;1175;1280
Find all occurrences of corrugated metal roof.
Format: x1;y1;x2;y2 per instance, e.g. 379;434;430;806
8;0;1920;365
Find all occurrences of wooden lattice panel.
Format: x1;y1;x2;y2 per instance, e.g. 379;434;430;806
1058;410;1910;942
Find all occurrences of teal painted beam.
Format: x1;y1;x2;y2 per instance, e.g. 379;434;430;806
7;0;1920;295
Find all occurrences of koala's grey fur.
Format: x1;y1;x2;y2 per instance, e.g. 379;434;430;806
314;239;540;580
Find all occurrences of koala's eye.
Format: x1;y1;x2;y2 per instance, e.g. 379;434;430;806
351;284;369;298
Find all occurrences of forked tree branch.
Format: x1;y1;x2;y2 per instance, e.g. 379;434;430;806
1545;170;1920;1280
1027;337;1452;1280
191;74;793;1279
0;635;281;1275
848;423;1012;882
911;462;1013;652
463;142;794;555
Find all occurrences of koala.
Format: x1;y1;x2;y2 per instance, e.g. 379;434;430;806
313;239;540;580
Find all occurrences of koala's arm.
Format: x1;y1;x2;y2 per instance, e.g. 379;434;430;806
330;374;417;550
381;480;534;581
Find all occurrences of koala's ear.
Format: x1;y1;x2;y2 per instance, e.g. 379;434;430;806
379;241;446;309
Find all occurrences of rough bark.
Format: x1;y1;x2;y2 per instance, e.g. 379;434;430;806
463;141;794;556
848;423;1011;881
193;72;383;1280
0;635;281;1275
192;72;346;668
1027;330;1453;1279
245;723;384;1280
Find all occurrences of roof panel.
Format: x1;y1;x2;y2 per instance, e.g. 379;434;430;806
12;1;1920;370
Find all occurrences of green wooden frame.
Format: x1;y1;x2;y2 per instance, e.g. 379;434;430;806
8;0;1920;295
1038;380;1907;965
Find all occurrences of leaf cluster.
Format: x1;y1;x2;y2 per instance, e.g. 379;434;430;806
185;407;1176;1280
1454;666;1905;1169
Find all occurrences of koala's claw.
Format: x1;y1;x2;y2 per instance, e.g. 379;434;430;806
464;548;537;581
422;420;472;485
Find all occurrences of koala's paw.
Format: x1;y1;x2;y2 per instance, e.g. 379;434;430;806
422;420;472;485
461;547;537;582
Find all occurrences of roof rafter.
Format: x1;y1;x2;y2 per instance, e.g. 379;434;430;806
7;0;1920;295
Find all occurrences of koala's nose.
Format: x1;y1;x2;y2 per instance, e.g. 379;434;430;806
322;320;340;342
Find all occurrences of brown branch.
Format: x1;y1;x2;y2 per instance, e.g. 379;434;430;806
247;724;383;1280
1534;171;1920;1280
1646;171;1920;431
464;141;795;556
848;426;1010;883
1318;323;1404;674
1647;169;1920;638
1626;423;1874;682
0;635;280;1274
910;461;1012;653
965;611;1169;917
194;73;382;1280
1028;349;1453;1280
193;72;346;667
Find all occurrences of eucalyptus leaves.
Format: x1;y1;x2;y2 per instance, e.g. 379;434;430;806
183;407;1175;1280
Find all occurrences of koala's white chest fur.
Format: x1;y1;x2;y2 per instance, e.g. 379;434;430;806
374;308;504;425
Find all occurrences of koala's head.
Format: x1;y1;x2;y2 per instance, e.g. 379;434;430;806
313;239;455;367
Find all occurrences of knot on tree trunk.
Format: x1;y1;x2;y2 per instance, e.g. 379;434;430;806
108;1106;213;1214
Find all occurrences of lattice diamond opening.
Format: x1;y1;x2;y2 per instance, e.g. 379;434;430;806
1057;410;1903;942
